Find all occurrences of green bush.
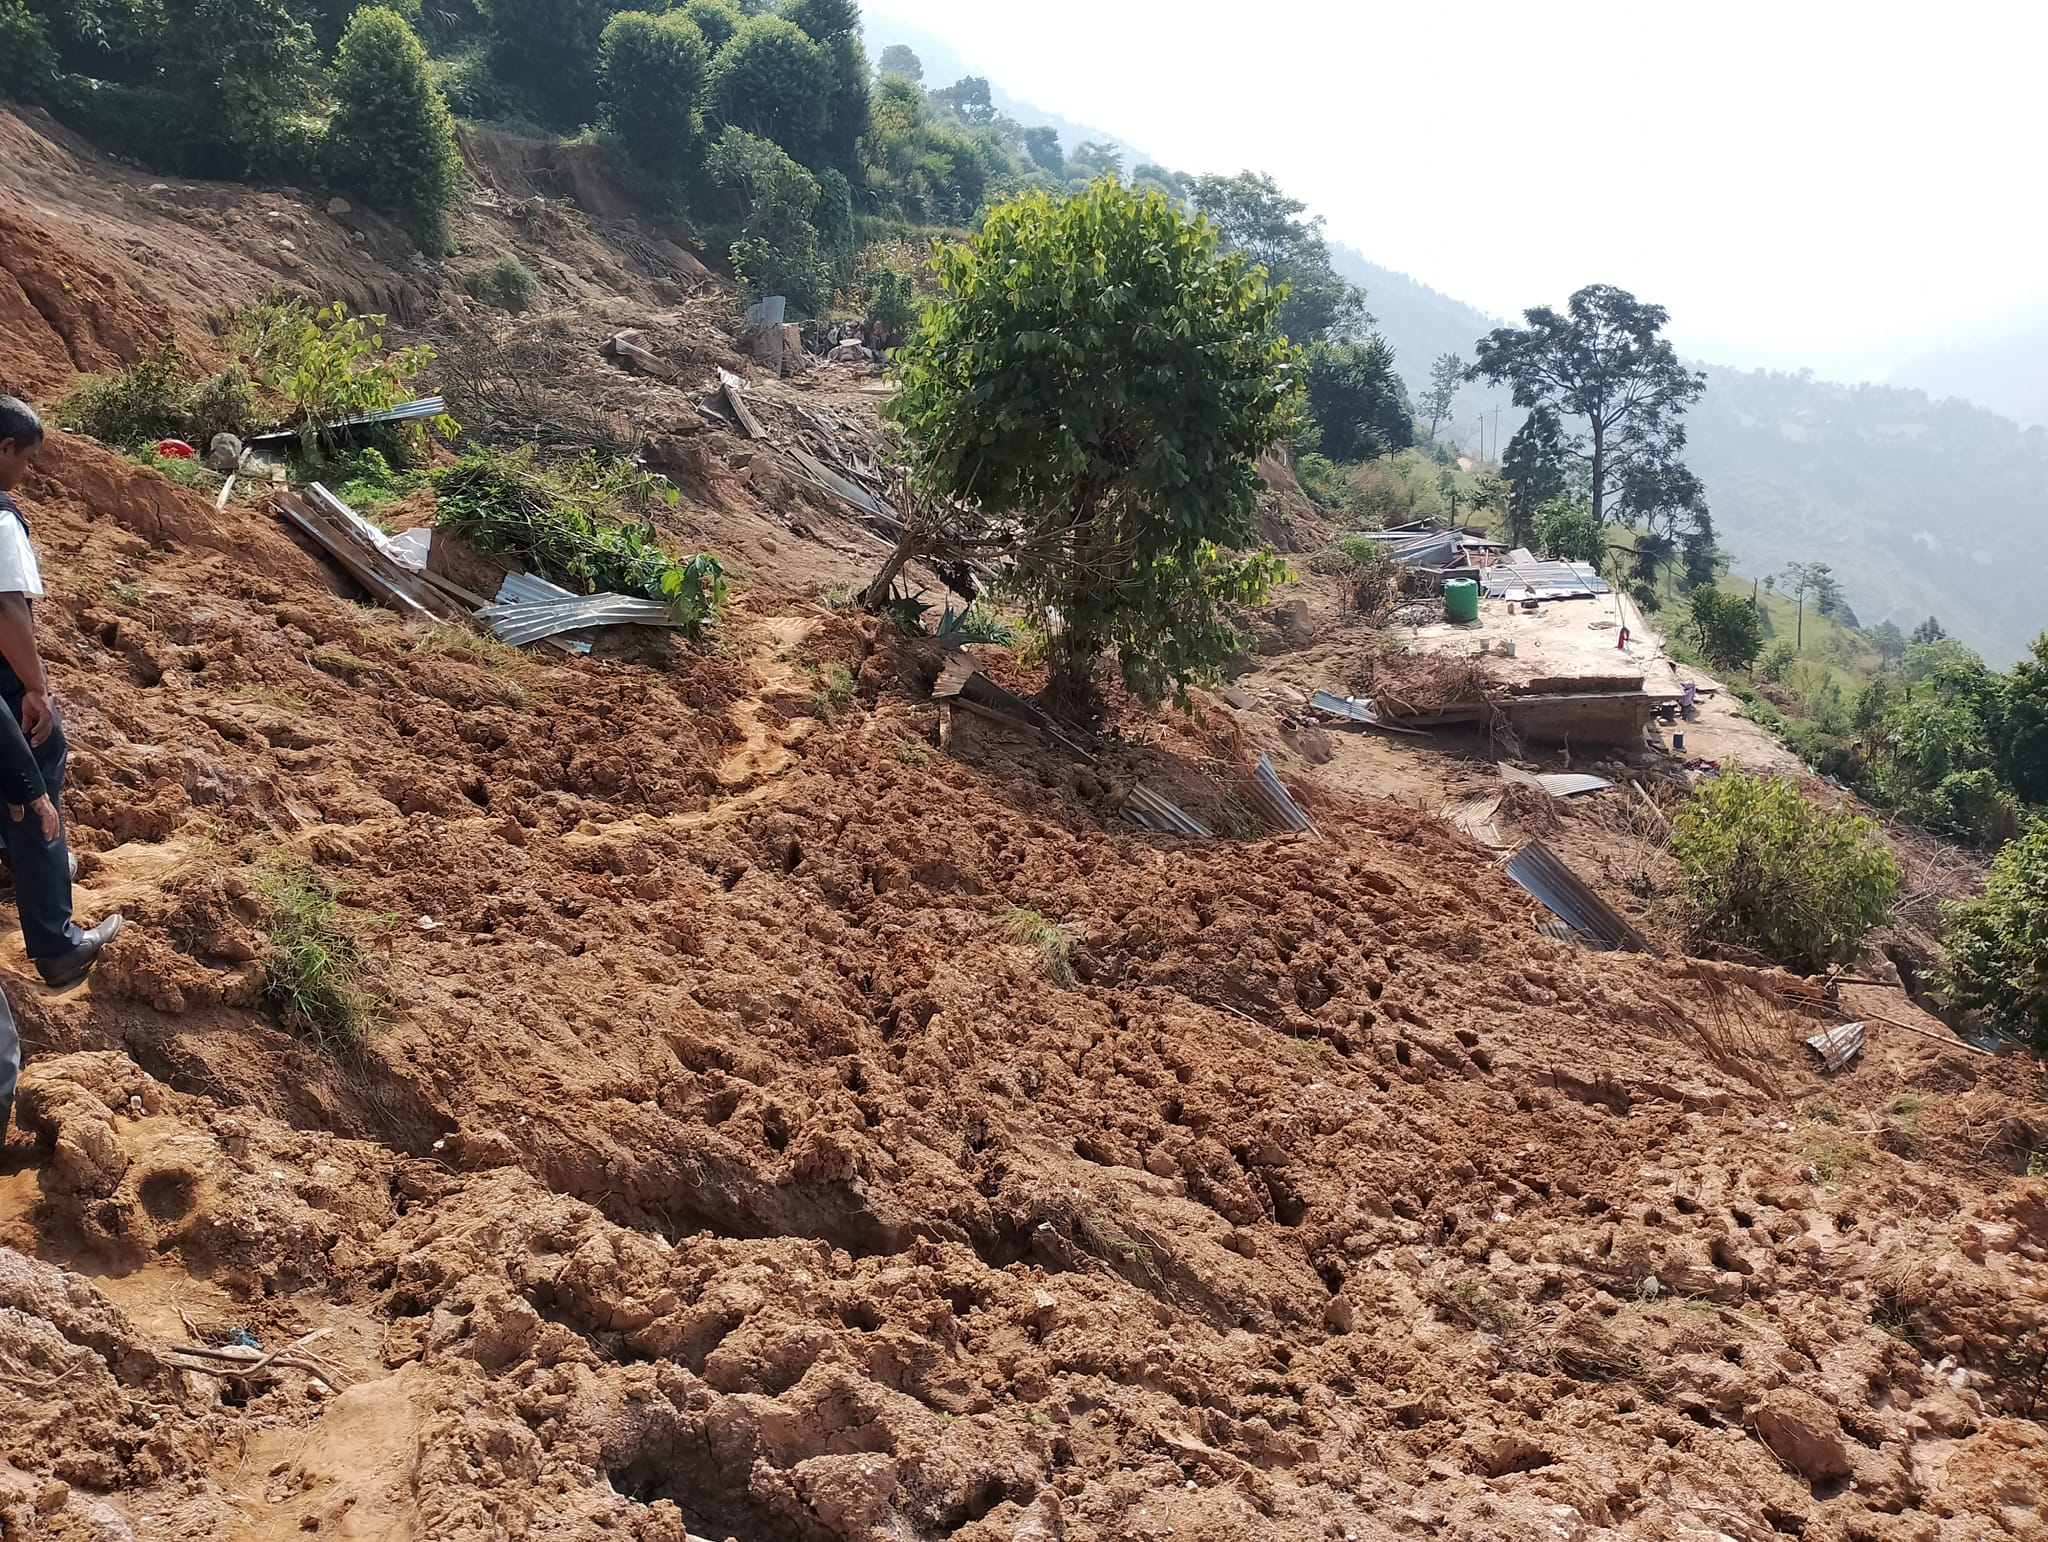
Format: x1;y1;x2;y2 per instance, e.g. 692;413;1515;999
681;0;741;52
861;264;916;339
1536;499;1604;564
1759;640;1797;682
599;9;710;178
463;255;542;312
432;448;727;637
1943;820;2048;1052
485;0;612;129
56;343;259;449
235;298;441;448
707;126;827;309
0;2;60;99
708;14;827;161
1672;769;1901;973
1688;587;1764;674
328;7;462;253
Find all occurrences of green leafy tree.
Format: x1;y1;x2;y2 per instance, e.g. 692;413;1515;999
1943;819;2048;1051
1999;635;2048;806
486;0;612;129
1188;171;1366;344
1779;560;1837;649
1499;405;1566;549
600;9;711;178
709;13;828;161
327;6;460;253
1536;499;1604;565
1419;352;1462;444
1688;586;1764;673
1303;339;1414;463
1469;284;1707;526
876;42;922;81
304;0;420;53
1065;140;1123;181
930;75;998;126
0;1;61;99
1869;619;1908;670
682;0;742;52
781;0;865;169
1910;616;1947;646
1679;516;1720;590
889;180;1299;709
706;126;827;308
1023;125;1063;175
1673;769;1901;973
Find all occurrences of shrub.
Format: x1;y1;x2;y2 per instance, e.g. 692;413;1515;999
1536;499;1604;564
681;0;741;53
235;298;440;449
861;265;917;341
1672;769;1901;973
708;14;828;161
1759;640;1797;682
707;126;827;309
1943;820;2048;1052
431;448;728;637
463;255;542;312
56;343;260;449
0;2;59;100
256;854;383;1054
1307;536;1397;616
599;9;710;178
328;7;462;253
1688;587;1764;674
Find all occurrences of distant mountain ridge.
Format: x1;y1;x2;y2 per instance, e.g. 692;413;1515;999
1888;316;2048;429
1331;250;2048;667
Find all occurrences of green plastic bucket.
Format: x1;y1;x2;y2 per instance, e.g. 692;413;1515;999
1444;578;1479;624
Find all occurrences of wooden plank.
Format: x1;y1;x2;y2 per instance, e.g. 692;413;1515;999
717;369;767;440
275;496;473;626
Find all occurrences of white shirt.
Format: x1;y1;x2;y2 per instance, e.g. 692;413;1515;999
0;503;44;598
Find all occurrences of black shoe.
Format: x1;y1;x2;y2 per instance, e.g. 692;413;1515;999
37;914;123;989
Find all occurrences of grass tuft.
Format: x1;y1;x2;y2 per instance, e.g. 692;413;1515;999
1003;907;1074;987
254;855;384;1055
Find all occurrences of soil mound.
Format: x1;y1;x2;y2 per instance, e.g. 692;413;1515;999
0;104;2041;1542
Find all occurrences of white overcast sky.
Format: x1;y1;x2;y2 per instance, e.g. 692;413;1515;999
863;0;2048;383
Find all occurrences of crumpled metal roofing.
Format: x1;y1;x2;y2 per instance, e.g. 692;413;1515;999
1251;755;1318;835
1506;840;1648;951
478;590;675;646
1805;1022;1866;1073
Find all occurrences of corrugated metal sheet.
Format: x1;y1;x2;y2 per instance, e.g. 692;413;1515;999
1310;690;1378;724
1483;561;1610;600
495;571;579;605
479;595;674;646
1251;755;1318;835
1805;1022;1866;1072
1500;767;1614;797
1122;784;1211;838
250;397;446;445
1505;840;1648;952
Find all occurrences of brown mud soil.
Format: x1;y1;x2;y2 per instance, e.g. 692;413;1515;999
0;107;2043;1542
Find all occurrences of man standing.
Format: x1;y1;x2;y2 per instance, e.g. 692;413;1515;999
0;396;122;1001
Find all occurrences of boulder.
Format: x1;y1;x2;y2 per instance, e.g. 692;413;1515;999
204;433;243;473
326;196;352;217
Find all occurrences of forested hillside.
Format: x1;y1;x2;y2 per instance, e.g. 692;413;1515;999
1690;369;2048;667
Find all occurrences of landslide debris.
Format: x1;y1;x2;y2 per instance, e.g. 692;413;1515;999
0;105;2042;1542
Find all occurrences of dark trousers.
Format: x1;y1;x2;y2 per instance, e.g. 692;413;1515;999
0;687;82;963
0;989;15;1134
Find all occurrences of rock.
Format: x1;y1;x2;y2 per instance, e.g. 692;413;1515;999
204;433;243;473
327;196;352;216
1752;1387;1852;1483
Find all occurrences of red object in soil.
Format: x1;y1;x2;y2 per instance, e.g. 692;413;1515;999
154;439;197;459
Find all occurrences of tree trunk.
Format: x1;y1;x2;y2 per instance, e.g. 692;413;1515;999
862;532;923;611
1589;417;1605;524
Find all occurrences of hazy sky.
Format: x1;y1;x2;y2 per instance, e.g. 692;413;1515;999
864;0;2048;383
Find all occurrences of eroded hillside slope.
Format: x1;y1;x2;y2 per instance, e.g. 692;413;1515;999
0;104;2042;1542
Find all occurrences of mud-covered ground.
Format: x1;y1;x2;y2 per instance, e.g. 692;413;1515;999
0;106;2044;1542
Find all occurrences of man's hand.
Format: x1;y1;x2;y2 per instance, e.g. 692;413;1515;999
29;795;57;843
20;689;52;749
